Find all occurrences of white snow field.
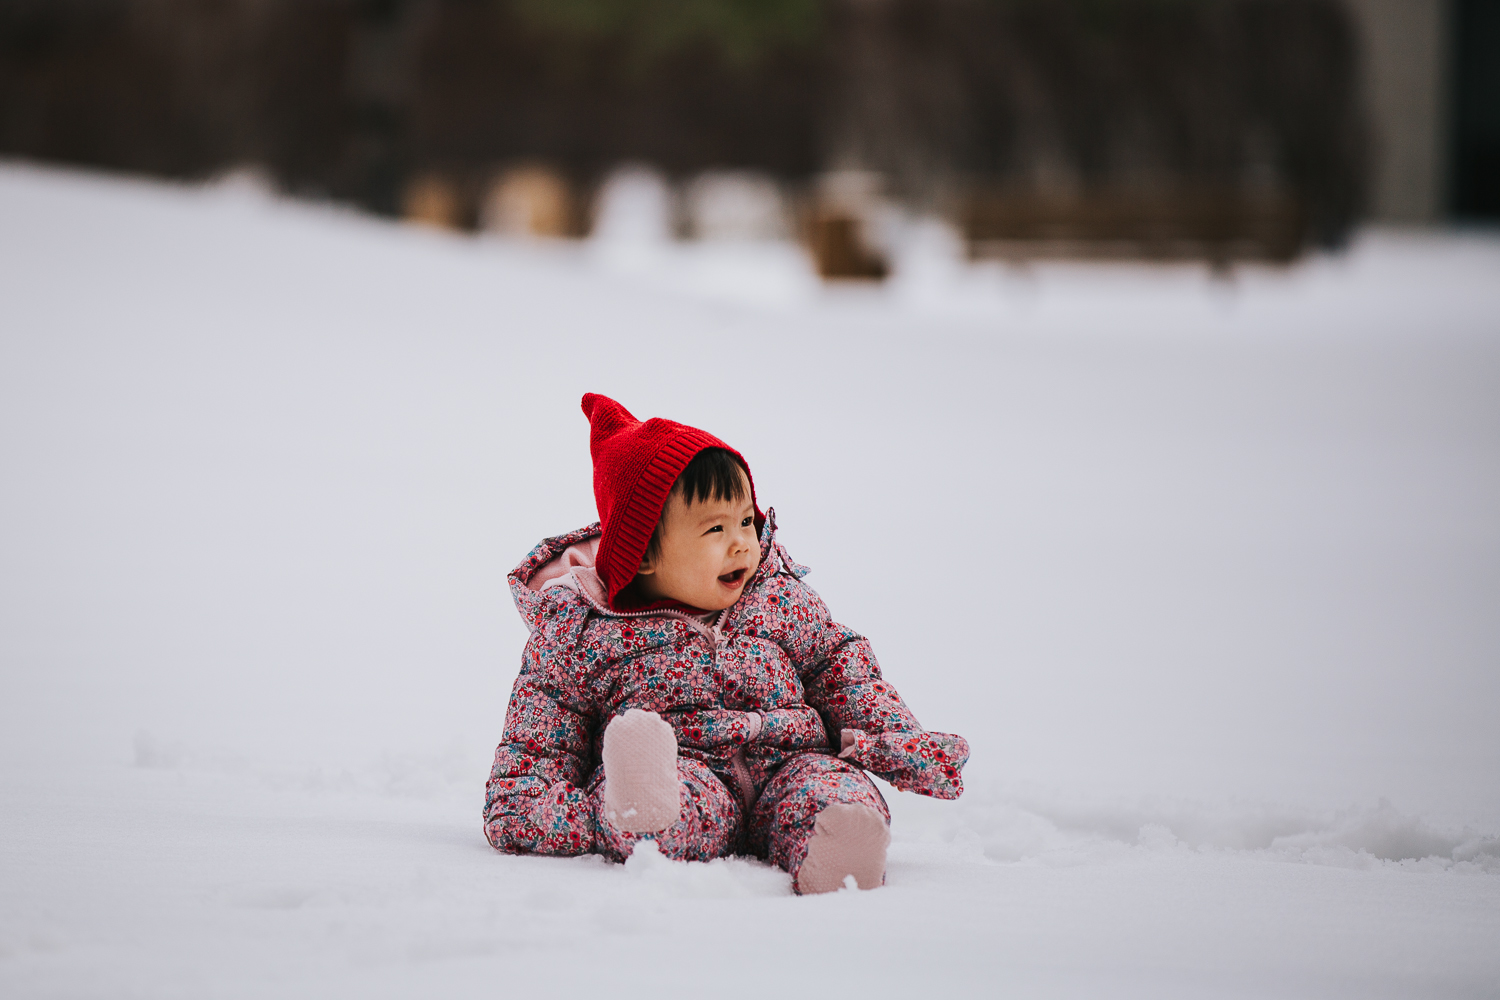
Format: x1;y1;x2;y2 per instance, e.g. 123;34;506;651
2;161;1498;999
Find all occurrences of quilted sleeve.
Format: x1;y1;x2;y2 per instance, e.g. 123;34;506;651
789;579;969;800
483;631;599;855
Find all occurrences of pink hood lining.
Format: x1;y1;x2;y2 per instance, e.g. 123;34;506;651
528;537;611;608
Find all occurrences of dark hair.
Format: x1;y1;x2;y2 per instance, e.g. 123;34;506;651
642;447;749;565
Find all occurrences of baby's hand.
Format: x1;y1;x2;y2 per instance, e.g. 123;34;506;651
837;728;969;799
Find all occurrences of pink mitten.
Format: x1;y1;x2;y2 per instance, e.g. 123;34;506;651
601;709;681;833
796;803;890;894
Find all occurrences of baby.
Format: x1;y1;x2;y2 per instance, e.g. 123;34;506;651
484;393;969;893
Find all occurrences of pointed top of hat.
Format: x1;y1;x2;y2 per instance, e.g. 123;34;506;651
581;392;636;443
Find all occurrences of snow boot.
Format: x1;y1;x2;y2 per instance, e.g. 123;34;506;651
795;803;890;894
601;708;681;833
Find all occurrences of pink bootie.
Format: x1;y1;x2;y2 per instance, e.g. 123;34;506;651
601;708;681;833
795;803;890;894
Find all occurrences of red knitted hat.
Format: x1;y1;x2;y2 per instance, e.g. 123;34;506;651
582;393;762;609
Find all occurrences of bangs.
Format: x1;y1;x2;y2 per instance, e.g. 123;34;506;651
676;447;749;506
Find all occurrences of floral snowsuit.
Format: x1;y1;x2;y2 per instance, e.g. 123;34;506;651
485;510;969;883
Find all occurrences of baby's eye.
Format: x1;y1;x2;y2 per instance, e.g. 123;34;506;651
740;517;753;527
705;525;722;534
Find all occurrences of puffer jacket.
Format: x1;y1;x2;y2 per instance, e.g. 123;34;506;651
484;509;969;853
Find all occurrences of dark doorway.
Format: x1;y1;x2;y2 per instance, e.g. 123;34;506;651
1452;0;1500;217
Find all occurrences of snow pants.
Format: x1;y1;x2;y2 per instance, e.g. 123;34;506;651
602;752;890;877
506;752;889;880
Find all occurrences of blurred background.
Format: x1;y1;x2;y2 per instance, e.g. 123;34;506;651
1;0;1494;270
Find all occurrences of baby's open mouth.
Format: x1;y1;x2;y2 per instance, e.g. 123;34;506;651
718;568;747;586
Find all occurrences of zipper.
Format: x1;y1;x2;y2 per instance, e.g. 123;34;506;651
574;585;725;642
726;710;765;808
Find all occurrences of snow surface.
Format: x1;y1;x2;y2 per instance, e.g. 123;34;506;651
1;161;1498;998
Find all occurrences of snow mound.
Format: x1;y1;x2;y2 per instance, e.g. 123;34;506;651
622;839;792;898
890;787;1500;873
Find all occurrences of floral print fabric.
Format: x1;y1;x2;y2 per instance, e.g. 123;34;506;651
484;510;969;883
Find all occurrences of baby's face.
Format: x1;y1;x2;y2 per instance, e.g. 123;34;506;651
637;470;760;612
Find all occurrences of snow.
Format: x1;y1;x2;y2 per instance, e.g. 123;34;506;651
2;160;1498;998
